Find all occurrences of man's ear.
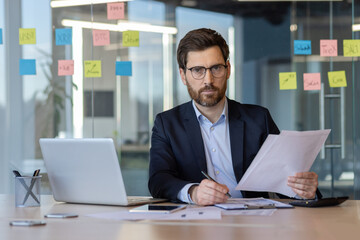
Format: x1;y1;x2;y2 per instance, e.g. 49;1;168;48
226;60;231;79
179;68;187;85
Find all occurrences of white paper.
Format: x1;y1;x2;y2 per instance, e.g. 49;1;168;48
235;130;330;197
86;206;222;221
221;209;276;216
215;197;292;210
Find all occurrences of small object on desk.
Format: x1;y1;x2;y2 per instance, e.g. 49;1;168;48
201;171;232;198
45;213;79;218
22;169;40;204
215;198;293;210
215;203;275;210
245;203;275;209
129;204;187;214
289;196;349;208
12;170;41;207
9;220;46;227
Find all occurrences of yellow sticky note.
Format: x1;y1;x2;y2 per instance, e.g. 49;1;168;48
19;28;36;45
84;60;102;78
279;72;297;90
328;71;347;88
123;31;139;47
343;40;360;57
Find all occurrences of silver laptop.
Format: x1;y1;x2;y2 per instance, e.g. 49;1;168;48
39;138;166;206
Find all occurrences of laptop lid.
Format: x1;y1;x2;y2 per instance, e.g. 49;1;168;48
40;138;130;206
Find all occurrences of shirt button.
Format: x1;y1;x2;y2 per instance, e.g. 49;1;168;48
212;148;216;152
210;127;214;131
216;171;220;175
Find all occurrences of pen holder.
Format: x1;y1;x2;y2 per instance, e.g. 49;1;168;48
15;176;41;207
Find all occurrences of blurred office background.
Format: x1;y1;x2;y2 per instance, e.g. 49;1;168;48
1;0;360;199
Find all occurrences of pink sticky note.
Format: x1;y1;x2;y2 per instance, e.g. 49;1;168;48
58;60;74;76
107;2;125;20
320;39;338;57
303;73;321;91
93;29;110;46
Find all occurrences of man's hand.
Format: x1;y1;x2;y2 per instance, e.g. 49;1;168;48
287;172;318;199
189;179;229;206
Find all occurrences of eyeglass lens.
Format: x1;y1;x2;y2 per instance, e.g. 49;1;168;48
190;64;226;79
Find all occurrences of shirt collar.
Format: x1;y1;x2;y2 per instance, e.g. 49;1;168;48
192;98;228;124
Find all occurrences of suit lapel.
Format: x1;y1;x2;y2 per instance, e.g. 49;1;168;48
228;100;245;182
182;102;207;172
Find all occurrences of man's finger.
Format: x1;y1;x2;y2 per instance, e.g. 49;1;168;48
196;188;228;205
195;180;229;205
291;188;315;199
288;177;317;186
293;171;318;179
200;179;229;194
288;181;316;191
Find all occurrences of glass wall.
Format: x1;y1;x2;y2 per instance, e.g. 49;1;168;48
1;0;360;199
288;2;360;199
0;0;5;193
0;0;234;196
241;2;360;198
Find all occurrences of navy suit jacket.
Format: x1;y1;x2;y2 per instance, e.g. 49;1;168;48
148;98;280;201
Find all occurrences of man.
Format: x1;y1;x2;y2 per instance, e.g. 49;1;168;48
148;28;319;206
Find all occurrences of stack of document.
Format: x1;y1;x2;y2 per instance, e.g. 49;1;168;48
235;130;330;197
215;198;293;210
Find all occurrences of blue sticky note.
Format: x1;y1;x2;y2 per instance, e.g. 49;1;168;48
55;28;72;45
116;61;132;76
0;28;3;44
294;40;312;55
19;59;36;75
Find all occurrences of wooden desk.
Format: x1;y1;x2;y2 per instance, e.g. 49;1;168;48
1;194;359;240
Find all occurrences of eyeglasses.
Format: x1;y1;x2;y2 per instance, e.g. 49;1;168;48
186;64;228;80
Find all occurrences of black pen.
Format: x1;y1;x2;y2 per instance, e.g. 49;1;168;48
201;171;232;198
22;169;40;204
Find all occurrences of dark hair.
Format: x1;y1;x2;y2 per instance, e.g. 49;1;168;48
177;28;229;70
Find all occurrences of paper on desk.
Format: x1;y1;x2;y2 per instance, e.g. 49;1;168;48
86;207;222;221
186;203;278;216
235;130;330;197
215;198;292;210
221;209;276;216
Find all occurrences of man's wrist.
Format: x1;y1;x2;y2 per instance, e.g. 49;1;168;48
188;185;198;204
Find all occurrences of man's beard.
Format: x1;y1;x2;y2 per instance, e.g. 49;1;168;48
185;79;226;107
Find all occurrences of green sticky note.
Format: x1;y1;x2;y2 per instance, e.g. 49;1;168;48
84;60;102;78
328;71;347;88
279;72;297;90
123;31;139;47
19;28;36;45
343;40;360;57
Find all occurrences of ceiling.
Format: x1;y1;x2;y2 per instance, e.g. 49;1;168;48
158;0;290;25
155;0;355;25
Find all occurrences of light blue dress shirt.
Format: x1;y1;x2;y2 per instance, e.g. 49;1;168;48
177;99;243;203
